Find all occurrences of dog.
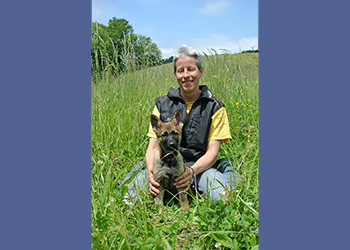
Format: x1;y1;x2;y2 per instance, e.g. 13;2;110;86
151;110;189;211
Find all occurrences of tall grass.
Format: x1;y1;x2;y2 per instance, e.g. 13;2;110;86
91;45;259;249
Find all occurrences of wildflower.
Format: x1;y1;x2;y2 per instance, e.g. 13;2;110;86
235;102;239;106
140;104;142;107
161;91;163;94
242;102;246;107
214;75;217;78
165;78;168;81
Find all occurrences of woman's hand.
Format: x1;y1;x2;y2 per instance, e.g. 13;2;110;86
145;138;160;196
147;169;160;196
174;166;194;192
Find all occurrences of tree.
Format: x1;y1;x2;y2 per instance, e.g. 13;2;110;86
91;22;115;74
133;35;161;67
107;18;134;54
161;56;174;65
91;17;162;76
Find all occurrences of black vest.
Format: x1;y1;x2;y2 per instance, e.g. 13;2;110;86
155;85;224;166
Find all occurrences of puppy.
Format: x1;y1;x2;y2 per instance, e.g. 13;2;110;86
151;110;189;211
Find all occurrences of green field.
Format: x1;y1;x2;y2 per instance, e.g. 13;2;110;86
91;51;259;249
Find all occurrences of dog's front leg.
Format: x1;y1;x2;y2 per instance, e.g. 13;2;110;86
154;185;165;213
178;190;189;211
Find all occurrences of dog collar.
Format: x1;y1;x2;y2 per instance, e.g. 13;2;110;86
160;153;178;162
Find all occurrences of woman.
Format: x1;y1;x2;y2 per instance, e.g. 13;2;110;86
123;46;238;202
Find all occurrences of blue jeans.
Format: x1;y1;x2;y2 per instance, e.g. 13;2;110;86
122;158;239;202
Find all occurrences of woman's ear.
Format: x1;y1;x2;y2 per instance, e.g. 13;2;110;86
199;67;204;77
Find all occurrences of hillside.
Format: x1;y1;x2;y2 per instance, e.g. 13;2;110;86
91;52;259;249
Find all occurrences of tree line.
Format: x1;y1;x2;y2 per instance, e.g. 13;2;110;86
241;49;259;54
91;17;258;78
91;17;168;76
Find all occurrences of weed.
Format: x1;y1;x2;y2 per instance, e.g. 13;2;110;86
91;47;259;249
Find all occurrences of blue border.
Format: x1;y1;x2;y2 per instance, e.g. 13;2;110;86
0;0;91;249
2;0;350;249
260;0;350;249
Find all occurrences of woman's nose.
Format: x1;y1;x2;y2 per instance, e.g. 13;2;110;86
183;69;190;78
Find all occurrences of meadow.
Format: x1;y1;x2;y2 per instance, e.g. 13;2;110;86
91;49;259;249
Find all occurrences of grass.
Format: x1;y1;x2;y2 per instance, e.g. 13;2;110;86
91;49;259;249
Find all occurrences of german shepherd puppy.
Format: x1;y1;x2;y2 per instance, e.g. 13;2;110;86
151;110;189;211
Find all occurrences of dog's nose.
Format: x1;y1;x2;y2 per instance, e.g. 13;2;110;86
169;141;177;148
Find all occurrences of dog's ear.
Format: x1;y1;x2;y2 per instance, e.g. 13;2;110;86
151;114;162;132
172;110;183;129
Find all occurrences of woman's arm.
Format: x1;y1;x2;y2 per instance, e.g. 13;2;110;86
174;140;221;191
145;137;160;196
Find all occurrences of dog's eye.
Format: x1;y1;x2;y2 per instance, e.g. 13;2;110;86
161;132;168;137
171;131;178;136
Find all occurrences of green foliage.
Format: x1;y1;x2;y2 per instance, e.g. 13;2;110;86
107;17;134;46
91;49;259;249
161;56;174;65
91;17;162;79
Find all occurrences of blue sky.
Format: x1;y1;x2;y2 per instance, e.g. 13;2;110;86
92;0;258;58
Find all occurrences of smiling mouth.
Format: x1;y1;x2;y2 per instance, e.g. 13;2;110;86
182;80;193;85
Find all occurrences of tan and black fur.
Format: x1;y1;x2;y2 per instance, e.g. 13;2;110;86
151;110;189;211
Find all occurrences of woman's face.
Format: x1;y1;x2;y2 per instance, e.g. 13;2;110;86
174;56;203;97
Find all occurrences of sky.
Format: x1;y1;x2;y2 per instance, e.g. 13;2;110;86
92;0;258;59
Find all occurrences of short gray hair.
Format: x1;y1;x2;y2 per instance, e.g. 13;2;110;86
173;46;202;71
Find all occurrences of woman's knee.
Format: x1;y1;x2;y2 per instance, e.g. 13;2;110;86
195;167;237;202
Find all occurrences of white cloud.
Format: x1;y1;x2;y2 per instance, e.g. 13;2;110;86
159;34;258;59
236;37;259;51
189;33;258;54
160;48;174;58
196;0;235;16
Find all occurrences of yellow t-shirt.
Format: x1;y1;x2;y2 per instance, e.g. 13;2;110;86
147;103;232;144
